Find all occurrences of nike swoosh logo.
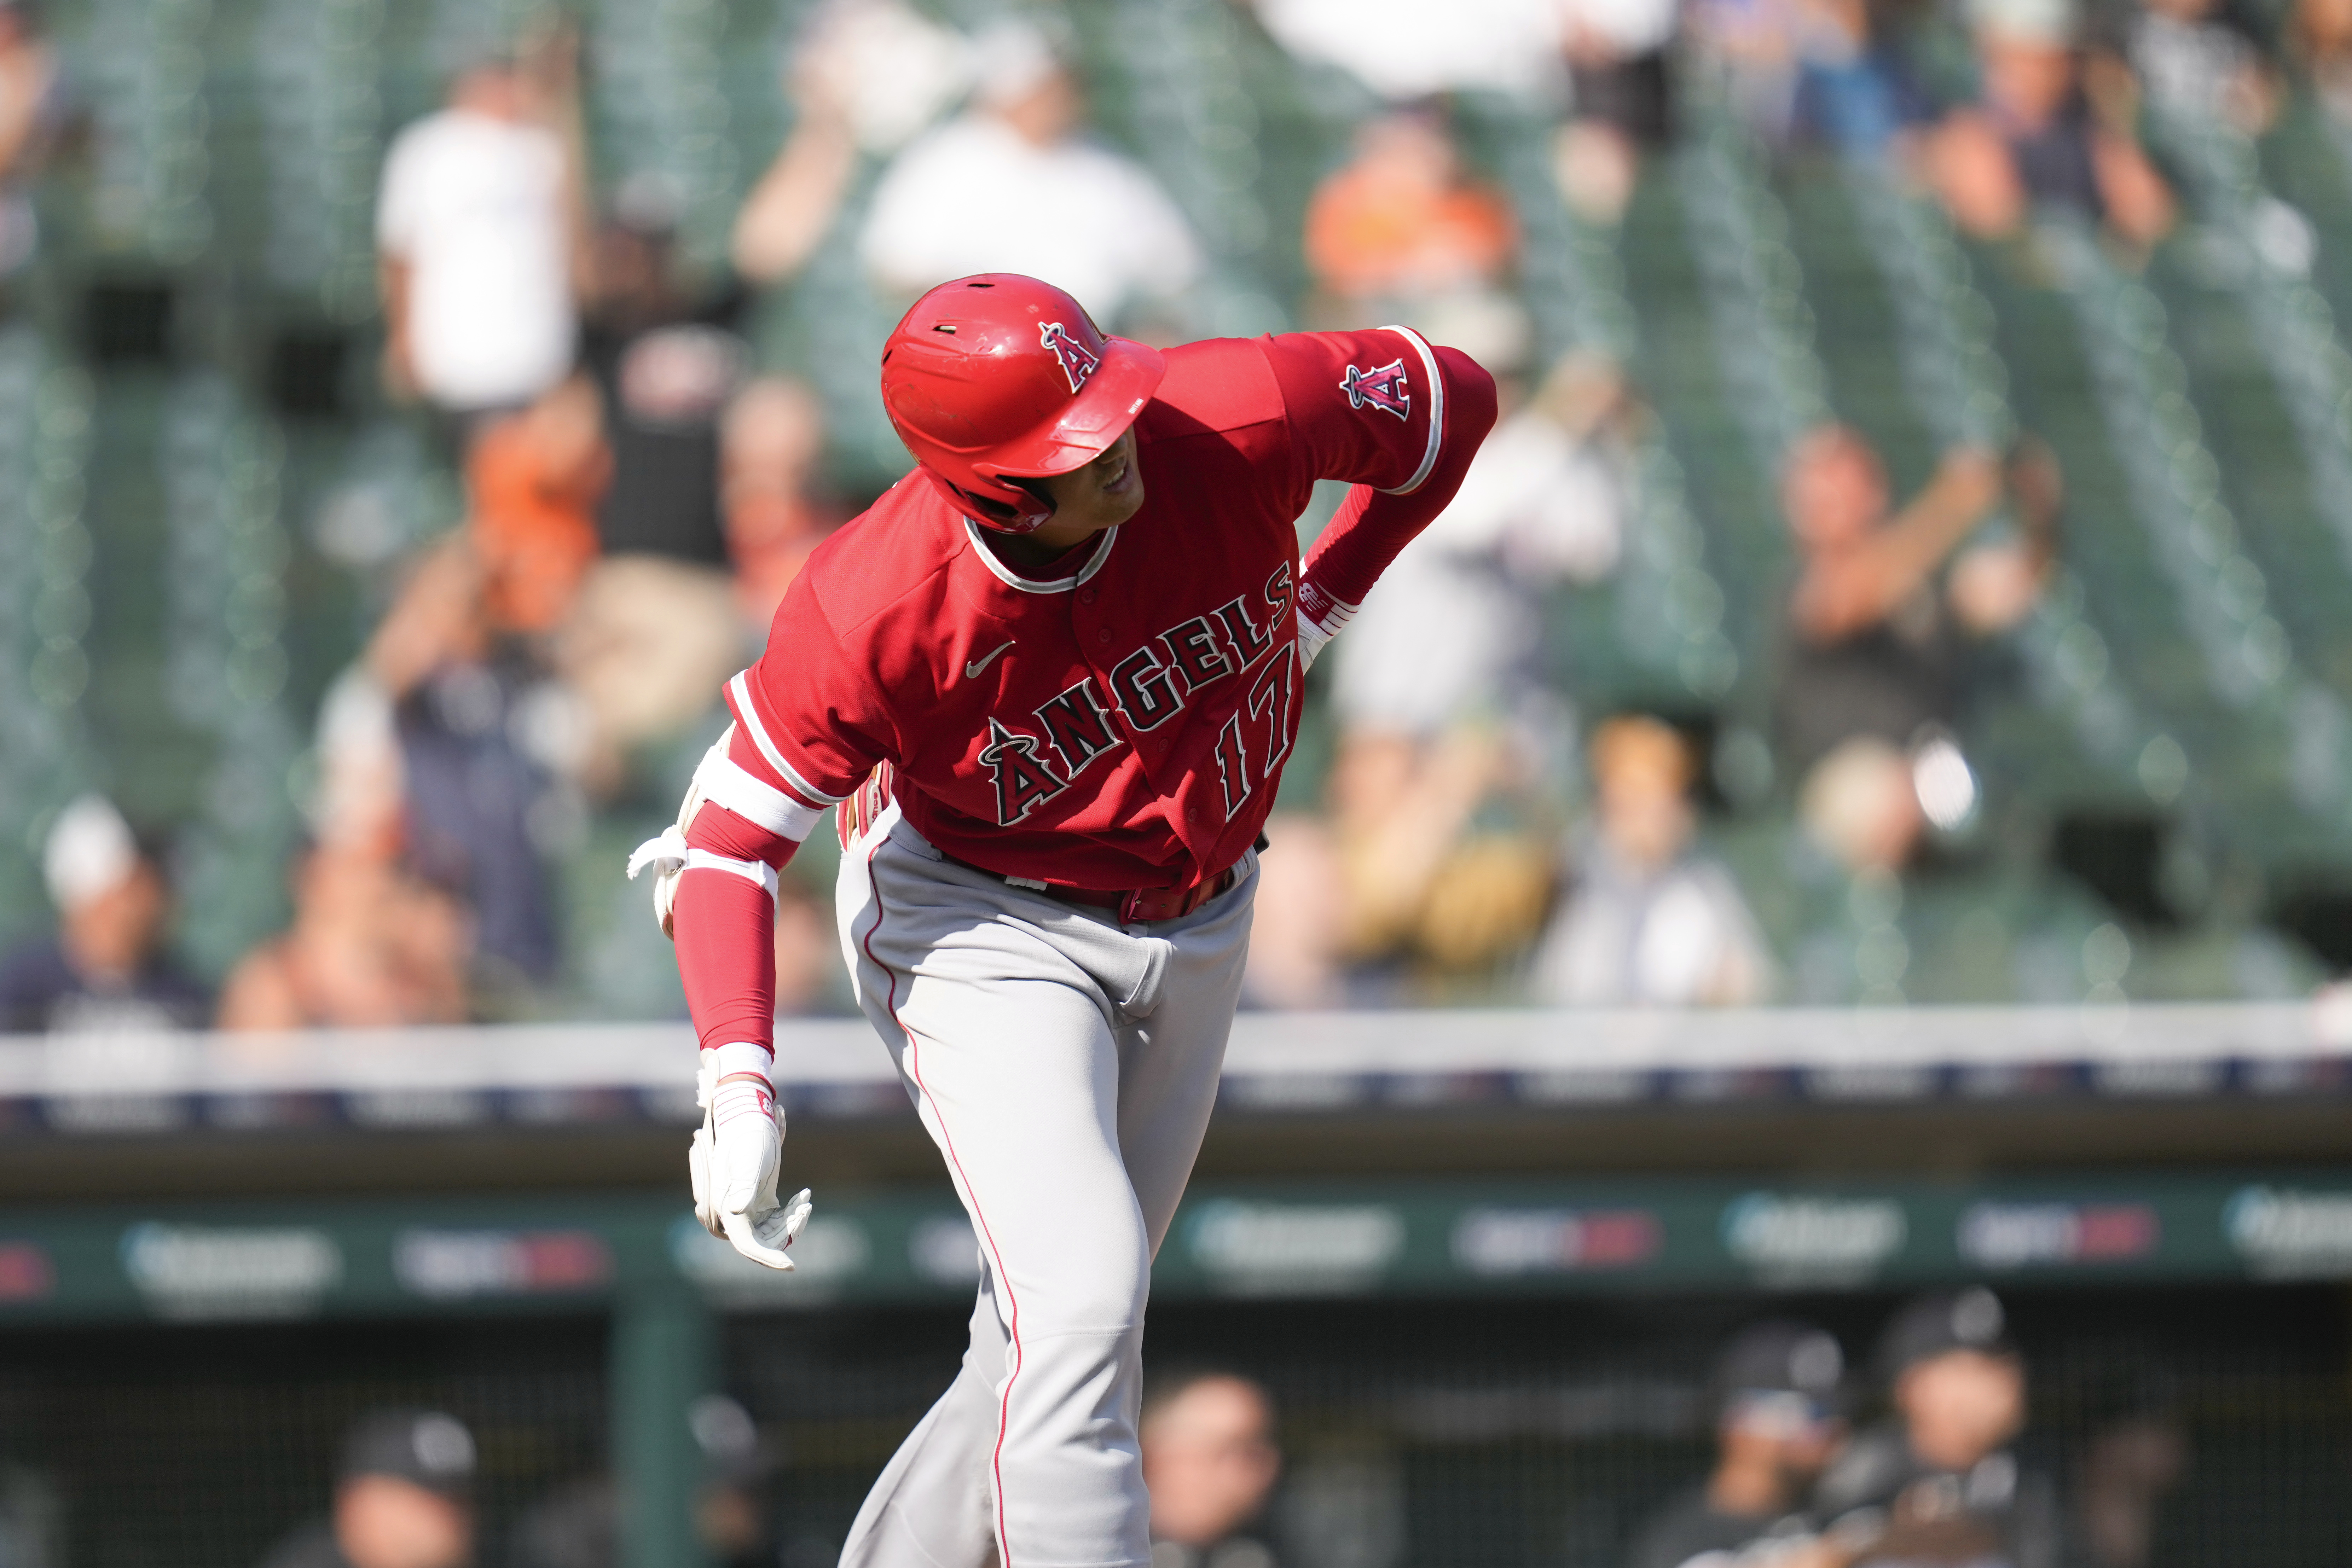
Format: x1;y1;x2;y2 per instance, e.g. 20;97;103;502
964;640;1014;679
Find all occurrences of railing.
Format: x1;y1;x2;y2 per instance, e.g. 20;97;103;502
2;1000;2346;1134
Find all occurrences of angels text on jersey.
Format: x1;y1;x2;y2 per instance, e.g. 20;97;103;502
979;562;1297;827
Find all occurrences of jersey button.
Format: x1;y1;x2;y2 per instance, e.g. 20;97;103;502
1080;588;1097;605
1096;628;1112;644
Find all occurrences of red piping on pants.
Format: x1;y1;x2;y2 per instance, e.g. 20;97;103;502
861;836;1025;1568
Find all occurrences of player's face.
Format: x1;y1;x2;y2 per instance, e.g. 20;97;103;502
1142;1377;1280;1546
1899;1350;2026;1471
1722;1395;1843;1500
334;1475;472;1568
1028;426;1145;548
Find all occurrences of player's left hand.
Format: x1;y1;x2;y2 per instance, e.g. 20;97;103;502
690;1058;813;1270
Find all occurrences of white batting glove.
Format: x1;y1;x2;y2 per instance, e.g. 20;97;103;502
689;1055;813;1270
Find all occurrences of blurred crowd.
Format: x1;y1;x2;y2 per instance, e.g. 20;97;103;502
1;0;2343;1030
242;1290;2188;1568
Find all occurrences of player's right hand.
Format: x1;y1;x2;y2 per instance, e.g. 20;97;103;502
690;1059;813;1270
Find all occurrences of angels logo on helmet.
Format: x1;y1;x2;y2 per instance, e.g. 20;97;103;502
1040;321;1101;394
1340;358;1411;420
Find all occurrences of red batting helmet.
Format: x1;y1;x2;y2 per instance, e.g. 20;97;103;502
879;274;1165;534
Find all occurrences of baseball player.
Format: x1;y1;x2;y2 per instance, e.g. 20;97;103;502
1626;1321;1848;1568
631;272;1494;1568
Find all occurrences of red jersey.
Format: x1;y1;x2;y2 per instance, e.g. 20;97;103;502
734;326;1476;890
670;326;1495;1052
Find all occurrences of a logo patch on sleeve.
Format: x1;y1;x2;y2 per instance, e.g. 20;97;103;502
1340;358;1411;420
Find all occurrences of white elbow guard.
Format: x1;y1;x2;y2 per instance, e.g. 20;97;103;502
626;732;728;940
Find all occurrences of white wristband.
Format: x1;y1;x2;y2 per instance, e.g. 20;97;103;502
711;1041;775;1084
1296;606;1335;672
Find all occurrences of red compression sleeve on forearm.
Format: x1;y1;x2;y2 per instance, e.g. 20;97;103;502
675;869;777;1053
1299;346;1498;620
673;801;801;1054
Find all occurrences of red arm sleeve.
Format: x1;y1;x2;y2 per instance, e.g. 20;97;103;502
1261;328;1499;632
673;727;809;1057
672;584;892;1062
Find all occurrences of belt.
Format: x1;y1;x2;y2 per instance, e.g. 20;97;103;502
944;852;1248;925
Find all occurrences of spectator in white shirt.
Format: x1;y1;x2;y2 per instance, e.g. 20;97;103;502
859;21;1202;329
1332;351;1628;739
731;0;973;290
1244;354;1631;1002
1556;0;1683;221
376;43;585;445
1533;715;1774;1007
1247;0;1571;103
2125;0;2278;133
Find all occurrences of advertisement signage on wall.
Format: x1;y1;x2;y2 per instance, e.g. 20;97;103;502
0;1171;2345;1322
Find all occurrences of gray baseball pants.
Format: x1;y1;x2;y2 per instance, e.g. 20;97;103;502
832;803;1255;1568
